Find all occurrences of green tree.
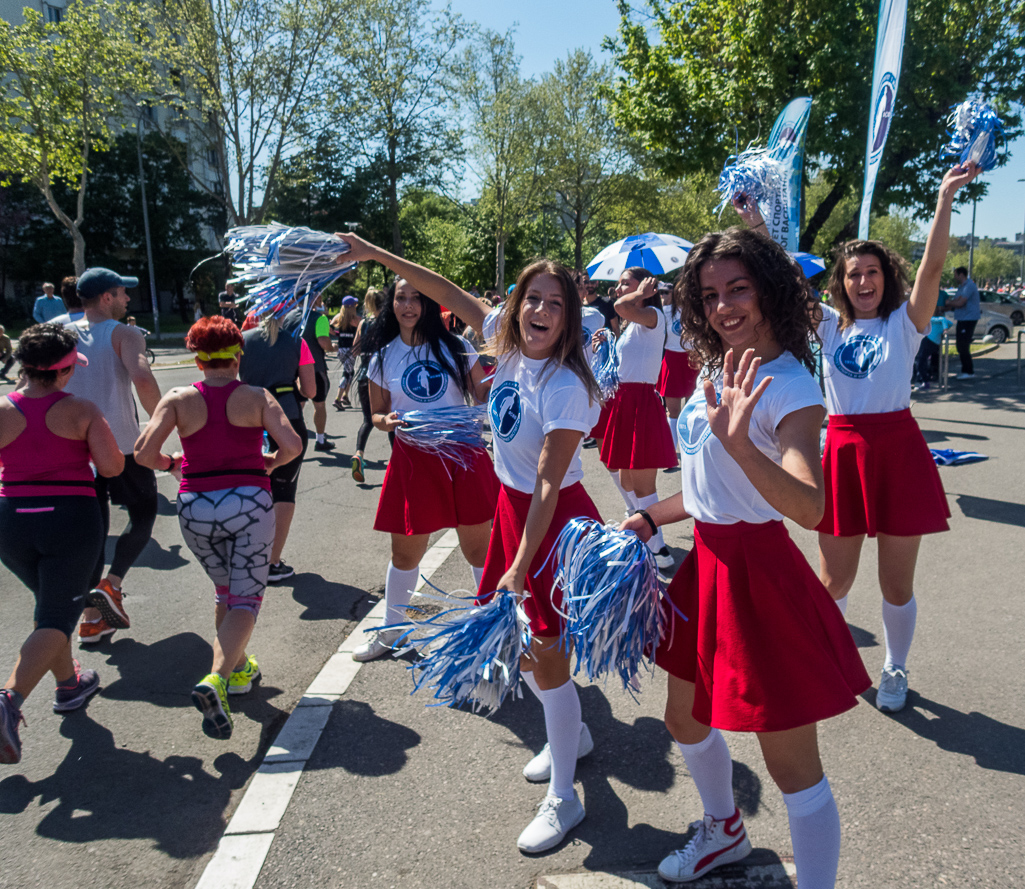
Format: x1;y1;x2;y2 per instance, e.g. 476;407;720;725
399;189;472;285
158;0;345;226
0;2;166;273
605;0;1025;250
454;28;548;292
328;0;467;257
943;242;1022;285
540;50;636;270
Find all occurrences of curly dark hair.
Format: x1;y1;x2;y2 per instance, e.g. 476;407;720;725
827;240;909;329
14;323;80;384
359;278;472;399
674;228;818;374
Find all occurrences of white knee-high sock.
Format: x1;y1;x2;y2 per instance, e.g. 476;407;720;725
521;669;542;699
675;729;735;820
471;564;484;589
835;595;848;617
384;562;418;626
783;775;841;889
537;679;582;801
882;596;917;669
609;470;635;511
637;492;667;551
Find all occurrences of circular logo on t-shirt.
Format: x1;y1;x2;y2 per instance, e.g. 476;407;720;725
833;335;883;379
672;318;683;336
489;381;521;442
678;400;713;456
401;361;448;402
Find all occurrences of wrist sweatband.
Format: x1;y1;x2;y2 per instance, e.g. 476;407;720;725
633;509;658;535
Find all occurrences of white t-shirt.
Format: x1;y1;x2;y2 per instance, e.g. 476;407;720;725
818;302;925;415
617;309;666;383
483;309;600;493
662;305;688;353
678;351;825;524
367;335;477;413
581;305;605;343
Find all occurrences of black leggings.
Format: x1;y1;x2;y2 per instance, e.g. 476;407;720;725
93;454;158;586
356;377;374;453
955;320;977;374
0;496;104;636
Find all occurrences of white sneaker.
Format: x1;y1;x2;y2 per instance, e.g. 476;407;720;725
658;809;752;882
351;628;403;662
522;723;594;782
653;546;674;570
955;372;975;380
517;792;585;853
876;665;909;712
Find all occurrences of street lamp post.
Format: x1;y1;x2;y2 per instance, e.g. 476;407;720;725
1018;179;1025;285
968;195;977;280
137;111;161;339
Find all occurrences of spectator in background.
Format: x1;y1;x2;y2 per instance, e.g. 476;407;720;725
577;270;619;336
218;282;241;328
32;283;66;324
948;266;980;380
0;327;13;382
913;307;953;391
61;277;83;322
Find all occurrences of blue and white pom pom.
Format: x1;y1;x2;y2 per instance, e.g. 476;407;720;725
943;98;1003;172
395;405;487;470
393;587;532;714
716;146;789;217
590;327;620;401
225;223;358;322
546;518;669;691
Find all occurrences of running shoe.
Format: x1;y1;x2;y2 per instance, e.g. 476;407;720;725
340;396;352;408
314;439;336;452
332;399;345;411
267;561;295;583
351;628;403;662
192;673;233;740
653;546;675;570
581;437;598;449
876;665;909;713
78;617;116;645
522;723;594;782
53;662;100;713
955;373;975;380
516;792;585;853
87;579;130;629
658;809;752;882
228;656;261;695
0;690;24;765
351;455;365;483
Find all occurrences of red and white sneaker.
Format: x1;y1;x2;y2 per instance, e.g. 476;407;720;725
78;617;116;645
657;808;752;882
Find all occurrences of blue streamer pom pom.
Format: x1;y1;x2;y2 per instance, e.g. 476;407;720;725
590;328;620;402
716;146;789;217
943;98;1003;172
395;405;487;470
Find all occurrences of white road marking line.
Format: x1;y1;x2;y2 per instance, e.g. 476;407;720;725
192;527;463;889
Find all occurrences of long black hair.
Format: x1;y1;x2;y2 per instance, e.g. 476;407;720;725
359;278;472;397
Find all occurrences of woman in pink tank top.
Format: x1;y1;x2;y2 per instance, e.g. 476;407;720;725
135;317;302;742
0;324;123;765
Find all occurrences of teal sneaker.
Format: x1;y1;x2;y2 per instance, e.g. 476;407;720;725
192;673;232;740
228;655;261;695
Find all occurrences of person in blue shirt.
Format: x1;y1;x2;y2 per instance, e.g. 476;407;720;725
948;266;980;379
912;306;953;390
32;283;66;324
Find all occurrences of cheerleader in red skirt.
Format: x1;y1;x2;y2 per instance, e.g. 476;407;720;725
737;164;979;715
657;287;701;454
351;278;499;662
599;267;678;569
622;228;870;887
336;234;603;855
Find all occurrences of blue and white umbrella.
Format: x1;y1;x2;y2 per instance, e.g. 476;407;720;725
792;252;826;278
586;233;694;281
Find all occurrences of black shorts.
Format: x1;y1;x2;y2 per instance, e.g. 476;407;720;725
269;415;308;503
314;368;329;403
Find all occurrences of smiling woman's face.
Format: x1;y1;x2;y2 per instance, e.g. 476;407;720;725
393;279;422;334
518;273;566;360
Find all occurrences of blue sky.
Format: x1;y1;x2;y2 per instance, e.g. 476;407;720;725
442;0;1023;241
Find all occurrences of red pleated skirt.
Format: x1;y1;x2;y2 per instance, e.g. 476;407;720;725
655;520;871;732
816;409;950;538
657;350;700;399
374;438;499;536
477;482;602;637
590;400;612;440
600;383;678;470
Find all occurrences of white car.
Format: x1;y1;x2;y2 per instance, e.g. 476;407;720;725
942;307;1013;344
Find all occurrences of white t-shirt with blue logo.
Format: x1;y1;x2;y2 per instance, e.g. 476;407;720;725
678;351;824;524
483;309;601;493
581;305;605;343
367;335;478;413
617;309;666;383
818;302;925;415
662;305;688;353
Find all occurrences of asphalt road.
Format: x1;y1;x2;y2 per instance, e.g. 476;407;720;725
0;348;1023;889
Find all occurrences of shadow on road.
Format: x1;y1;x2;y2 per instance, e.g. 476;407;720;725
290;576;369;621
864;690;1025;776
846;623;879;649
131;540;191;572
0;715;256;858
952;493;1025;528
305;699;421;776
